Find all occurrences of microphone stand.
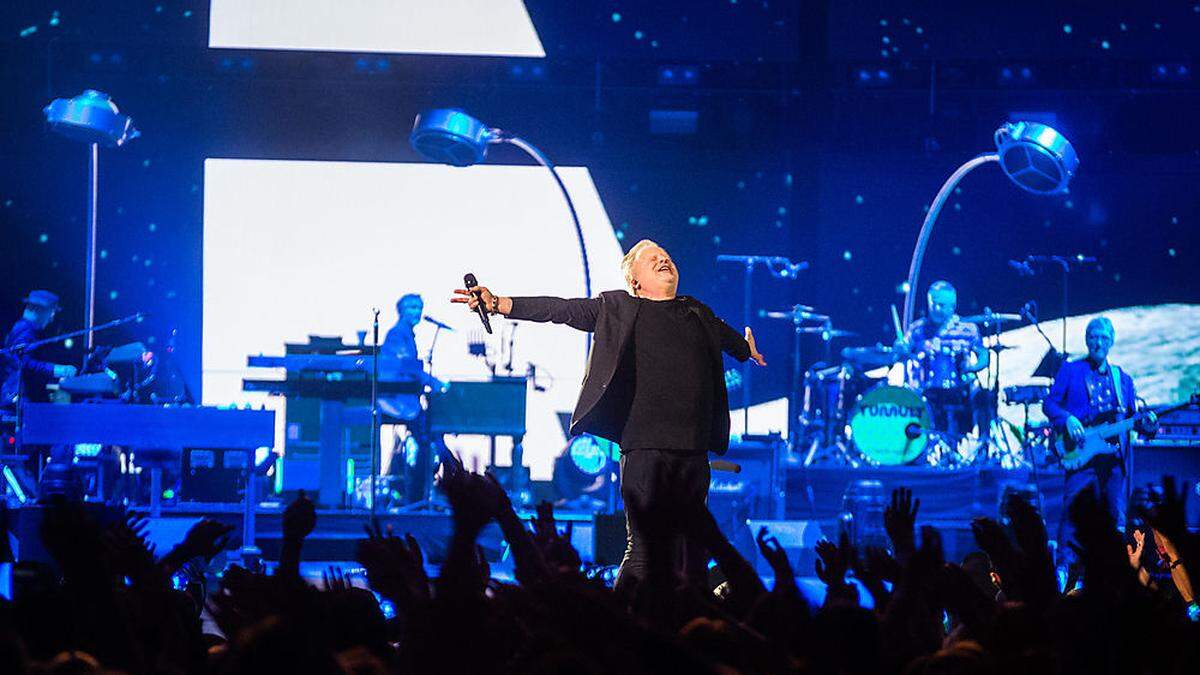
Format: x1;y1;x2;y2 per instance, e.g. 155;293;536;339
1022;254;1096;356
716;255;808;435
370;308;380;518
3;312;144;484
1022;304;1058;356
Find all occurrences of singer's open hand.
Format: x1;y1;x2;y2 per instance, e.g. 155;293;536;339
452;286;496;313
745;327;767;366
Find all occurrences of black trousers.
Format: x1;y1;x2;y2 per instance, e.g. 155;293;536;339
614;449;710;593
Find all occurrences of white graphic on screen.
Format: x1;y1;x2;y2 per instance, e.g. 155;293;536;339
202;159;624;480
209;0;546;57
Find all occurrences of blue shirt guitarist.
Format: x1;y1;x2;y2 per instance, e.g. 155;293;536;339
1043;317;1157;540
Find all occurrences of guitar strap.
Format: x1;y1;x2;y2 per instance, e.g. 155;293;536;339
1110;364;1130;468
1110;364;1126;412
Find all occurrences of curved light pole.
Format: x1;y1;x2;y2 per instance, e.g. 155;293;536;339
902;121;1078;331
409;109;592;322
44;90;140;350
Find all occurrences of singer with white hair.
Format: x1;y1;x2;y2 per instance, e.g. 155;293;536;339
452;239;765;592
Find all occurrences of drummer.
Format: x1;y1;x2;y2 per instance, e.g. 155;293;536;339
893;280;989;383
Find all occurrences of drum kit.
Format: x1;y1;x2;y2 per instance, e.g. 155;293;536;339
769;306;1028;469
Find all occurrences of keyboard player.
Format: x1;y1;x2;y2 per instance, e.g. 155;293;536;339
380;293;445;502
2;290;77;407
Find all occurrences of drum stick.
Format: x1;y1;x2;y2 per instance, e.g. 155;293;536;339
890;304;903;340
710;460;742;473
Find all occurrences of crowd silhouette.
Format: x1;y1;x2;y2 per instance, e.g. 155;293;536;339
1;452;1196;674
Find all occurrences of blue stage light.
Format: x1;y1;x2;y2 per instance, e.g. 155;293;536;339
43;87;140;345
409;108;593;327
567;435;611;476
410;109;496;167
658;65;698;86
994;121;1078;195
901;120;1077;329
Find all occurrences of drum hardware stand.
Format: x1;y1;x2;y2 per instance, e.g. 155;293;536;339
979;321;1021;467
1011;392;1048;516
369;308;380;517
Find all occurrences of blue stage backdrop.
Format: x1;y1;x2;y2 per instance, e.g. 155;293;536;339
1;2;1197;472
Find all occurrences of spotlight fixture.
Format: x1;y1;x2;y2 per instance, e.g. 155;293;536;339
44;90;139;349
901;121;1077;329
409;108;592;343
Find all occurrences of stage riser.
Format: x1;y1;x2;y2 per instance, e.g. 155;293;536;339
785;466;1068;526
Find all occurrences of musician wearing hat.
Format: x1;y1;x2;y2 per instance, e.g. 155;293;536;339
2;290;77;406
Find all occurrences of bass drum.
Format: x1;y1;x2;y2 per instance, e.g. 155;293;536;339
849;385;931;465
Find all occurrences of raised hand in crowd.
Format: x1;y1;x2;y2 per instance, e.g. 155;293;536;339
532;500;582;575
756;525;798;597
357;520;431;612
1140;475;1197;604
1002;495;1058;608
814;532;856;607
851;545;895;613
279;489;317;579
160;518;235;574
101;508;161;586
884;486;920;563
322;565;350;593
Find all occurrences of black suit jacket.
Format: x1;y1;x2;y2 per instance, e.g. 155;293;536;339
508;290;750;454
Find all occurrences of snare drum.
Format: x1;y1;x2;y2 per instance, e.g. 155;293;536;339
849;385;931;465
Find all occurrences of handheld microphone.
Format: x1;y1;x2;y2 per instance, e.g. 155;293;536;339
423;316;454;332
463;273;492;334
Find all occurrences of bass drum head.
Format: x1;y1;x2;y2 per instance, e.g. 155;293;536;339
849;385;931;465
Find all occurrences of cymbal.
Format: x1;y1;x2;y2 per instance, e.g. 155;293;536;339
841;345;897;368
797;327;858;338
959;312;1022;325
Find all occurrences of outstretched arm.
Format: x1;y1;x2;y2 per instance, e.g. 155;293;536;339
452;286;601;332
714;316;765;365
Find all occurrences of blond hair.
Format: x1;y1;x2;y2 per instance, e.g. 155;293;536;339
621;239;660;293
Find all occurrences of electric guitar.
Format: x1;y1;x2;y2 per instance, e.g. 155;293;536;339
1055;393;1198;471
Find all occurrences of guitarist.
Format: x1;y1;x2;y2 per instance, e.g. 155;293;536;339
1044;317;1157;546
